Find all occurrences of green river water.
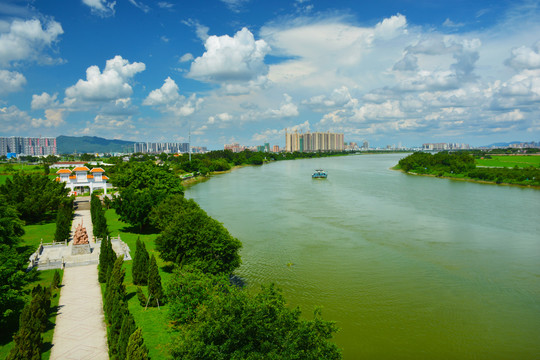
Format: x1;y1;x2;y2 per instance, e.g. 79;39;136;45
185;153;540;359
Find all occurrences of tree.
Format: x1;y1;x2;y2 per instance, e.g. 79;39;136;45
51;270;61;289
0;198;28;335
155;203;242;274
6;285;51;360
126;328;149;360
116;312;136;360
54;198;73;242
152;194;241;275
111;162;184;230
132;238;149;286
98;236;116;283
165;266;229;325
0;173;69;223
170;284;342;360
147;254;164;307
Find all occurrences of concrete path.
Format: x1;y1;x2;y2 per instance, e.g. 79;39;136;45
50;198;109;360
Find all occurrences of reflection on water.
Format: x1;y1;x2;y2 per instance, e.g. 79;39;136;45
186;154;540;359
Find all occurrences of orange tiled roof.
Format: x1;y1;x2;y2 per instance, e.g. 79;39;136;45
102;175;109;180
87;174;94;179
73;166;90;172
55;177;60;181
69;175;76;179
56;169;72;174
90;167;105;173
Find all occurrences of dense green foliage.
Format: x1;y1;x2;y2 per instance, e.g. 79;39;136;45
54;197;74;242
152;195;242;274
170;281;341;360
111;162;184;230
6;285;51;360
398;152;540;186
0;198;28;334
0;173;69;223
165;266;230;326
91;194;109;239
132;237;150;286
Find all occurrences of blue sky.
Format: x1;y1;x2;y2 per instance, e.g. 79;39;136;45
0;0;539;148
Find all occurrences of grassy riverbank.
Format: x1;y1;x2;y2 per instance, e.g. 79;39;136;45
395;152;540;188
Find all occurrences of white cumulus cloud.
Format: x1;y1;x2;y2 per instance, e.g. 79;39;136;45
143;77;202;117
189;27;271;84
505;42;540;70
0;70;26;94
65;55;145;104
31;108;65;128
31;92;59;109
0;18;63;66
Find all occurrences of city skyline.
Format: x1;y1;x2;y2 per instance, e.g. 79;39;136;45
0;0;539;148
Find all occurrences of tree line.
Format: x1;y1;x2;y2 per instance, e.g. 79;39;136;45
0;173;70;349
398;151;540;186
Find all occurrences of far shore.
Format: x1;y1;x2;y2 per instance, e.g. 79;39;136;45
391;166;540;189
181;164;250;188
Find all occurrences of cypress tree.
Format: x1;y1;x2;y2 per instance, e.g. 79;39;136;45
99;236;116;283
132;237;141;285
107;300;127;358
132;238;149;285
116;311;136;360
54;199;72;242
147;254;164;307
136;287;147;307
104;256;125;317
7;287;48;360
126;328;149;360
51;270;61;289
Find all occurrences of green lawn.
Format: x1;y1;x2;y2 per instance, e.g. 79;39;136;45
105;209;174;359
22;221;57;248
0;220;62;360
476;155;540;168
0;174;9;185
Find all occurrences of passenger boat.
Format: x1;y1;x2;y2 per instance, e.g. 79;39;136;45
312;169;327;179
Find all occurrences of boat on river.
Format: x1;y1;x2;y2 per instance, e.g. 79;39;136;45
312;169;327;179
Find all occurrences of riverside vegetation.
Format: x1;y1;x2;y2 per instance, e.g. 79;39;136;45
107;160;342;359
397;150;540;187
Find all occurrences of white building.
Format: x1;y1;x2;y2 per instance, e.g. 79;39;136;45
56;166;109;195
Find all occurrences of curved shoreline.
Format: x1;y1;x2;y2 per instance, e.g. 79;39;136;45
391;166;540;189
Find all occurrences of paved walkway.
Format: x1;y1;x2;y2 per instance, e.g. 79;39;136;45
50;199;109;360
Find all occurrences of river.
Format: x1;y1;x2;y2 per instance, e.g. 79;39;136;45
185;153;540;359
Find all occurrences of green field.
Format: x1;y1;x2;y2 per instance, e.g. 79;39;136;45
105;209;174;359
0;220;62;360
476;155;540;168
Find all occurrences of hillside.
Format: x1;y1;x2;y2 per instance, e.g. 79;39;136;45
57;135;134;154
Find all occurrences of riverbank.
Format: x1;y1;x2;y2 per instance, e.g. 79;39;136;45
181;164;249;188
391;166;540;189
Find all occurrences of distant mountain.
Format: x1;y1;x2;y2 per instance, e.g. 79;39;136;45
57;135;134;154
483;141;522;148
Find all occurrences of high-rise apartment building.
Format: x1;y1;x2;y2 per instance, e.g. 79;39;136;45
134;142;189;153
0;136;57;156
285;130;344;152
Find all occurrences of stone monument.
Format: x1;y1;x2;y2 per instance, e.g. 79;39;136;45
71;220;92;255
